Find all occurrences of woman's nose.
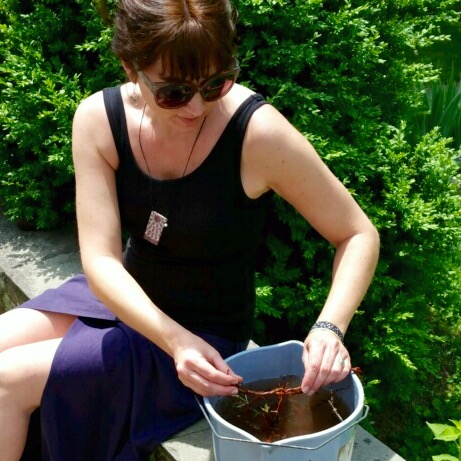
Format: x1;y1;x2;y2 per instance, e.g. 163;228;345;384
184;91;205;116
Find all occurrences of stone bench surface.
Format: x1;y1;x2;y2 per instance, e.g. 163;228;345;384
0;213;405;461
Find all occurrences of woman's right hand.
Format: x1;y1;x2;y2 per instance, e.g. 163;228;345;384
173;335;243;397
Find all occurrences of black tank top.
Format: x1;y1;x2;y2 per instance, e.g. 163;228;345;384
103;87;272;341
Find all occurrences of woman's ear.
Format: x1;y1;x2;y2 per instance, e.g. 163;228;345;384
121;60;137;83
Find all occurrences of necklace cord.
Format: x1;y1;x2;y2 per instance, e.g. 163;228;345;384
182;115;207;176
136;104;207;245
138;103;207;178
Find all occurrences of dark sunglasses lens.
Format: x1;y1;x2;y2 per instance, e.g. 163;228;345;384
202;73;236;102
156;84;194;109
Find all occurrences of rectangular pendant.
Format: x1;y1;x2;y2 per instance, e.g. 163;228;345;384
144;210;168;245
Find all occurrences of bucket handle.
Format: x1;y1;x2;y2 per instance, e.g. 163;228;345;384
196;397;369;452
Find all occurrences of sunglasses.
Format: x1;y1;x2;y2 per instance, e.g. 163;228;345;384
137;65;240;109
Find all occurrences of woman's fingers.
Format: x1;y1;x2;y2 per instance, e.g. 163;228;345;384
175;344;242;397
180;368;240;396
301;331;351;395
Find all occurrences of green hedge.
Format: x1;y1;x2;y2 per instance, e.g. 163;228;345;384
1;0;460;458
235;2;461;457
0;0;121;228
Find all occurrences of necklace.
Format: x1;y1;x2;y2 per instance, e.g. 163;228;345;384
138;103;207;245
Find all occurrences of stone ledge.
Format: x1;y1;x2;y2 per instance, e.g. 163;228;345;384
0;212;405;461
0;270;28;310
0;215;82;305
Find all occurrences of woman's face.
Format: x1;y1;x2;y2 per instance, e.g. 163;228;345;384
137;60;216;130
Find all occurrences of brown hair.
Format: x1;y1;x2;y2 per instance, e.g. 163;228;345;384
112;0;237;81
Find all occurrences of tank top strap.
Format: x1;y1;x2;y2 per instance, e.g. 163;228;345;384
103;86;131;164
231;93;267;142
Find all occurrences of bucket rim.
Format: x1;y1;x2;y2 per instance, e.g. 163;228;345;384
203;340;364;445
225;340;304;364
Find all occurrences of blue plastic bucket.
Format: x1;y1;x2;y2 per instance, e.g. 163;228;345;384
201;340;368;461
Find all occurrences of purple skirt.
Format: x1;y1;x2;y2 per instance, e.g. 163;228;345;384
19;275;248;461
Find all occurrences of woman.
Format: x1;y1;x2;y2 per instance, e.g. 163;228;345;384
0;0;379;459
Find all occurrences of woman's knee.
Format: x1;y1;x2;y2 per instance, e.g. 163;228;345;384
0;339;61;412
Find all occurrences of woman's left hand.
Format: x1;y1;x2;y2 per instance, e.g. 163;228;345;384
173;334;243;397
301;330;351;395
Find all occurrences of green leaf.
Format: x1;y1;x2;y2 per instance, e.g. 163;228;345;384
427;422;461;441
427;422;455;437
432;455;458;461
449;420;461;431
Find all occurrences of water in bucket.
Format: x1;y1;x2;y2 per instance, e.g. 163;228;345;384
202;341;368;461
215;375;351;442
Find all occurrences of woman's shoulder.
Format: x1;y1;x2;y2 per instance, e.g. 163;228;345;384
228;83;255;103
226;84;266;113
74;88;110;122
229;86;290;140
222;84;276;128
73;87;123;145
73;88;120;169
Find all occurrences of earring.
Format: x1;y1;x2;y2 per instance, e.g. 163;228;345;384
129;82;139;106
